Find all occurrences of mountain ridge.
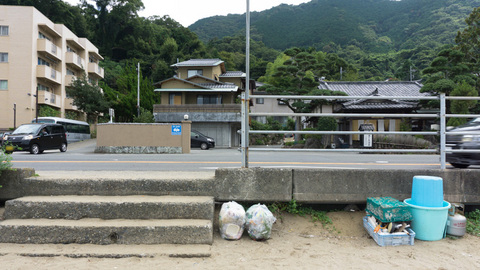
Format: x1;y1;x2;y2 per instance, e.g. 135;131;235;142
189;0;478;53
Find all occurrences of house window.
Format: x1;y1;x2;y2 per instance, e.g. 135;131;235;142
256;98;264;104
188;69;203;77
0;80;7;90
0;26;9;36
169;93;182;105
197;94;222;105
0;53;7;62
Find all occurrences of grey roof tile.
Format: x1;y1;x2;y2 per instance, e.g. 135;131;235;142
318;81;426;97
220;71;246;77
171;59;224;67
318;81;427;111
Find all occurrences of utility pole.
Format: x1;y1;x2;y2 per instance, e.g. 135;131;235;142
409;66;416;81
241;0;250;168
13;103;16;129
35;86;39;123
137;62;140;117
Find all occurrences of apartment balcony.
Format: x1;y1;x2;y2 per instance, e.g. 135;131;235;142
36;65;62;85
37;39;62;62
153;104;241;123
65;52;85;70
65;97;78;111
38;90;61;108
88;62;104;78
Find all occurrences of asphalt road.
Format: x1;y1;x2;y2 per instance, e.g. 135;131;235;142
7;139;463;171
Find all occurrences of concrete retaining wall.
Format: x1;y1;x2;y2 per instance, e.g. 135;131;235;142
2;168;480;205
95;122;191;154
214;168;480;204
292;169;480;204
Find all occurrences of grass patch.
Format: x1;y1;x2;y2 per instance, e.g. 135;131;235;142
268;200;338;233
466;209;480;236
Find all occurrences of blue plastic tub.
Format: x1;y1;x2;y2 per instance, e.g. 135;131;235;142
404;198;450;241
411;175;444;207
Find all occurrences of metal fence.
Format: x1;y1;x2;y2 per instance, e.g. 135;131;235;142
240;93;480;169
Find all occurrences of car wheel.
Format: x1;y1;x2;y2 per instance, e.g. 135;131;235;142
450;163;469;169
200;142;209;150
30;144;40;155
60;143;67;152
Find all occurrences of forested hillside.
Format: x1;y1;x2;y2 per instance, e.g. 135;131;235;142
190;0;478;53
3;0;480;122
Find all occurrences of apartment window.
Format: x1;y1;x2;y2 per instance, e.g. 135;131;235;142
67;46;75;53
0;53;7;62
66;69;75;76
197;94;222;105
0;26;8;36
38;57;50;66
256;98;264;104
89;56;96;63
37;83;50;92
0;80;7;90
188;69;203;77
38;31;50;40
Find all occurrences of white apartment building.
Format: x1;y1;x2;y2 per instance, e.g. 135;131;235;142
0;5;104;130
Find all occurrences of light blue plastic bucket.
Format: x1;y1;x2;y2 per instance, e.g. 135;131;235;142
411;175;444;207
404;198;450;241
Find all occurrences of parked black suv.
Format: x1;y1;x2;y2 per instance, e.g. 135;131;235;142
191;130;215;150
446;118;480;168
3;123;68;154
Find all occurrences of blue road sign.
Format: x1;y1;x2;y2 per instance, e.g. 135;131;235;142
172;125;182;135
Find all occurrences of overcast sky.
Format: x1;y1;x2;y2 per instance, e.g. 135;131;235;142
64;0;310;27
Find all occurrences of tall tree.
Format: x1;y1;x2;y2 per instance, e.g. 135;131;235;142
455;7;480;76
103;61;158;122
66;74;110;123
259;48;350;136
421;47;478;118
448;81;478;126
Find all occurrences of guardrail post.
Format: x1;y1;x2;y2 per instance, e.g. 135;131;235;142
242;0;250;168
241;92;249;168
440;93;446;169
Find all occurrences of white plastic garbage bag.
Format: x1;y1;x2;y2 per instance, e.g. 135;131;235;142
219;201;246;240
245;204;276;240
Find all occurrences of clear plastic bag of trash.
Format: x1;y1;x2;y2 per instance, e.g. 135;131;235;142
245;204;276;240
219;201;246;240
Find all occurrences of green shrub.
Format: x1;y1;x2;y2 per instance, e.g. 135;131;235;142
0;144;13;177
467;209;480;236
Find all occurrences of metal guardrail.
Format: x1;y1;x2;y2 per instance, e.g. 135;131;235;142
240;93;480;169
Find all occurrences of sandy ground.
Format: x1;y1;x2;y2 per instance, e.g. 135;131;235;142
0;210;479;269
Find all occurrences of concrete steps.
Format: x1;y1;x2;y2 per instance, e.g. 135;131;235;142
0;195;215;248
1;172;216;199
4;195;213;220
0;218;212;245
0;243;212;258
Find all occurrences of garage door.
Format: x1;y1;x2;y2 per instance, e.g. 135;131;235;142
192;123;231;148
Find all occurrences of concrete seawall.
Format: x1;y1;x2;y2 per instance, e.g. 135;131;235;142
1;168;480;204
